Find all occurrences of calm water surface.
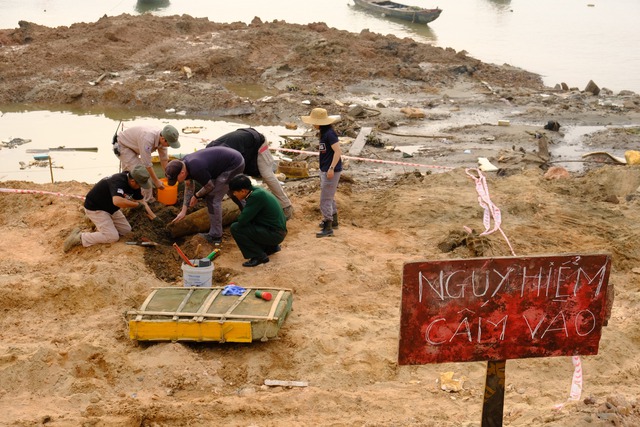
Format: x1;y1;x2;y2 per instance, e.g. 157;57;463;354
0;110;290;183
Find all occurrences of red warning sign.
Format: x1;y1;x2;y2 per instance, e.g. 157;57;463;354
398;254;611;365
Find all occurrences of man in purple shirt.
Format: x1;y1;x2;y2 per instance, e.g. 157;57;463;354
165;146;245;244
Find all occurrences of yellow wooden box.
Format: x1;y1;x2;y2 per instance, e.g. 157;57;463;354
127;287;293;343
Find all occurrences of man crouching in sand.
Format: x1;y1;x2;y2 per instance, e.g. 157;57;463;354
227;174;287;267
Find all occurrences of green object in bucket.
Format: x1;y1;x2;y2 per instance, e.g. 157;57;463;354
207;249;220;260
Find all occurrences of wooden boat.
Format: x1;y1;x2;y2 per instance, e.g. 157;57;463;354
353;0;442;25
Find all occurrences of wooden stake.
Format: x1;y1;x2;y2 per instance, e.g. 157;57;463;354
48;156;54;183
481;360;506;427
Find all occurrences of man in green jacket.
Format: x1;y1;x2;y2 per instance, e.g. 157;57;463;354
228;174;287;267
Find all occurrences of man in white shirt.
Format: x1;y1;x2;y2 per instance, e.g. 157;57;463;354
113;124;180;202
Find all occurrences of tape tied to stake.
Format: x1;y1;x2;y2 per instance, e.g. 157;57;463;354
554;355;583;410
462;171;583;411
273;147;454;171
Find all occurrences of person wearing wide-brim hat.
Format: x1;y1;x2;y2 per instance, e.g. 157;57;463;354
301;108;342;238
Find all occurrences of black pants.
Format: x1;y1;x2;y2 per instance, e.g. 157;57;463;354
230;223;286;259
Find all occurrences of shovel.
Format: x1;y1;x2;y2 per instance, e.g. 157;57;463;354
126;241;159;247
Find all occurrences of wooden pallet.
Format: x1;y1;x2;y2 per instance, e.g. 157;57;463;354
127;287;293;343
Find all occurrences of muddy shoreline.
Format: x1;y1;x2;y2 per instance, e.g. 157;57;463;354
2;14;639;174
1;14;640;427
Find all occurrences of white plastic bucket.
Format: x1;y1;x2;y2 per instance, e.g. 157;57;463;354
181;260;214;288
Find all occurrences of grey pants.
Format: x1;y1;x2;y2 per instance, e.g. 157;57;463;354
319;170;340;221
204;164;245;238
257;144;292;209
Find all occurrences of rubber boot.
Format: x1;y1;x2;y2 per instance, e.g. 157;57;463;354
316;220;334;238
319;213;339;229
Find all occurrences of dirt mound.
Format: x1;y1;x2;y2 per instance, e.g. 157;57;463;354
1;164;640;426
2;13;640;427
0;14;544;123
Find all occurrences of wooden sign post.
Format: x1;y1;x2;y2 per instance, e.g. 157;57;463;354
398;254;611;426
33;154;54;183
47;155;54;183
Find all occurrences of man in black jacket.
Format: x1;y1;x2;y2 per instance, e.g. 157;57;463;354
207;128;293;219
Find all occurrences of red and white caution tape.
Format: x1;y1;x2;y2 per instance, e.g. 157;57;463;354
569;355;583;401
464;168;515;256
0;188;85;200
464;169;584;410
554;355;583;410
273;147;454;171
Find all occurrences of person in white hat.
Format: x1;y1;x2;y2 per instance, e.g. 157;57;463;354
300;108;342;238
112;124;181;203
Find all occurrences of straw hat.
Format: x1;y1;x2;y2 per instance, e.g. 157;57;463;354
301;108;341;126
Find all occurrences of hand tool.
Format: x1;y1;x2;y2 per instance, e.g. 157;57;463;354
126;241;158;246
173;243;195;267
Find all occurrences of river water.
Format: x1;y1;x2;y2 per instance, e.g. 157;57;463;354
1;0;639;183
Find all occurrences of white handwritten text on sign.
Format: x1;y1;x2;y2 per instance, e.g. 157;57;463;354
398;254;611;365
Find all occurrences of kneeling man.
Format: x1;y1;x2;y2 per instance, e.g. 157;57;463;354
228;174;287;267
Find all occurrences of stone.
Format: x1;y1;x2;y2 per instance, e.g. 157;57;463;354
584;79;600;95
544;166;570;180
400;107;426;118
439;371;465;392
